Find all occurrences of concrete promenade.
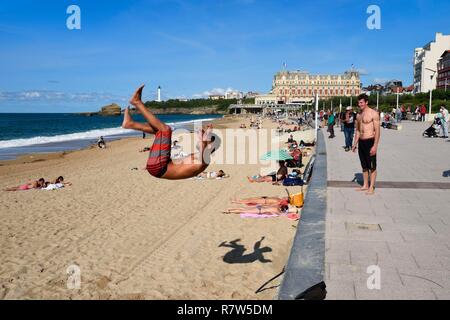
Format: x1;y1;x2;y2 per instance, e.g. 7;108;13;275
324;121;450;299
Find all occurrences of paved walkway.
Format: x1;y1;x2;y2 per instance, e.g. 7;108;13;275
324;122;450;300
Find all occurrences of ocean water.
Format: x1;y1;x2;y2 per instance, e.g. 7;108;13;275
0;113;222;160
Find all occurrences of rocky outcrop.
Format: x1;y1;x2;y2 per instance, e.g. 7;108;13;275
99;103;121;116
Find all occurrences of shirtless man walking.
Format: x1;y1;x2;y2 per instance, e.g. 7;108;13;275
352;94;380;195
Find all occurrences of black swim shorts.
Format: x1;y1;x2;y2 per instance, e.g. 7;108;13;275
358;138;377;171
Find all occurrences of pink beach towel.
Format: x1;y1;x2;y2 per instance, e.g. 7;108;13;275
239;212;300;220
240;213;280;219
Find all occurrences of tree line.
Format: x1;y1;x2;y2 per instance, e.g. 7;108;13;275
144;98;256;111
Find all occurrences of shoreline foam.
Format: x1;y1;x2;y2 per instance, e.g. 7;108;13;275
0;116;222;161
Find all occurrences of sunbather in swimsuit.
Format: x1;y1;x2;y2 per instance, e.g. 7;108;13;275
223;203;295;215
232;196;289;206
4;178;45;191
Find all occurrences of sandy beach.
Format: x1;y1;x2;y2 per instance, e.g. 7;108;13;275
0;116;314;300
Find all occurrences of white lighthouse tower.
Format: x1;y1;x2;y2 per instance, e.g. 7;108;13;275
157;86;161;102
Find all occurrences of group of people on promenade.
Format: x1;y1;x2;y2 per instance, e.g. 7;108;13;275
319;106;357;150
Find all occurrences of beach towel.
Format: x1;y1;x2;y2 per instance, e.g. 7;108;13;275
42;183;64;191
287;213;300;220
239;212;300;220
240;213;280;218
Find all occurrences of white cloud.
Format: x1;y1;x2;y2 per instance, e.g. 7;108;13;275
0;90;127;103
372;78;389;85
192;87;240;99
356;68;369;75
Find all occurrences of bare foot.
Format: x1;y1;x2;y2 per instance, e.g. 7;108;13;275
129;85;145;106
355;187;369;192
122;107;133;129
365;189;375;195
205;124;213;135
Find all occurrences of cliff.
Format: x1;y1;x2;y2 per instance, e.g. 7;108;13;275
100;103;121;116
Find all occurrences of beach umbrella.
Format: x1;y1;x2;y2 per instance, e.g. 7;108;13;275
260;150;293;161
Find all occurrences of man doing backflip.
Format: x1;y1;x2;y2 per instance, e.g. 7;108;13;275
122;85;219;180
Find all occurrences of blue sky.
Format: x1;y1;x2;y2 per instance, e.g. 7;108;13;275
0;0;449;112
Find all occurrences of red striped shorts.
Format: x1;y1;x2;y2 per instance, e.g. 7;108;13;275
146;129;172;178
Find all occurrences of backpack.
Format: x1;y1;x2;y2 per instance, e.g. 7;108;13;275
283;177;304;186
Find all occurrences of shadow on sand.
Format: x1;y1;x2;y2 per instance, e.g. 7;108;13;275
219;237;272;264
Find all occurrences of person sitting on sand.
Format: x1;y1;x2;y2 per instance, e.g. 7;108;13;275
247;160;288;183
97;136;106;149
287;134;294;143
4;178;46;191
122;85;220;180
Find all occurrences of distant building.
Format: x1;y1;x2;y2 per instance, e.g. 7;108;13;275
209;94;225;100
363;82;413;96
267;69;361;104
157;86;161;102
362;84;383;96
405;85;414;94
413;32;450;93
224;90;243;100
244;91;260;98
437;50;450;90
384;80;403;94
255;94;277;105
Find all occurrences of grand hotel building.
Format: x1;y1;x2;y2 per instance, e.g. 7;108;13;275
255;70;361;105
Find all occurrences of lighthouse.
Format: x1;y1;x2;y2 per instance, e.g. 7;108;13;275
157;86;161;102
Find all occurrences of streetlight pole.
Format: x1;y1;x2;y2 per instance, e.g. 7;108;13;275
376;91;379;110
426;68;437;118
396;87;400;109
